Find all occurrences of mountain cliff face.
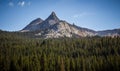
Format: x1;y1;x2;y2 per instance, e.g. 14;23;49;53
21;18;43;32
21;12;120;38
35;20;96;38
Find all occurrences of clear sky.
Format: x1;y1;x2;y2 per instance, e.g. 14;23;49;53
0;0;120;31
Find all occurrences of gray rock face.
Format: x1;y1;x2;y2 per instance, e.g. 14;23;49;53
37;11;60;30
21;18;43;32
21;12;120;38
21;12;97;38
35;20;96;38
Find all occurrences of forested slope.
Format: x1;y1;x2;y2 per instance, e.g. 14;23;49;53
0;31;120;71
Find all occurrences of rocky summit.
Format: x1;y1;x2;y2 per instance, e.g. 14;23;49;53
21;12;120;38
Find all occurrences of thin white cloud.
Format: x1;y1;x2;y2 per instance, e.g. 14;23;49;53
8;2;14;7
8;1;31;7
18;1;25;7
73;12;94;18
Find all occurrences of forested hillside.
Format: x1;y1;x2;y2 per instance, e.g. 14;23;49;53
0;31;120;71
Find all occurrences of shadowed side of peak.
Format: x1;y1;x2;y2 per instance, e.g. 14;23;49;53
29;18;43;25
45;11;60;22
51;11;56;16
21;18;44;31
36;18;43;21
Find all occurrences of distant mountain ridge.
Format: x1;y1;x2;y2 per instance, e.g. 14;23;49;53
21;12;120;38
97;29;120;37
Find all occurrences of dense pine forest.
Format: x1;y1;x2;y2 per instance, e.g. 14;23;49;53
0;30;120;71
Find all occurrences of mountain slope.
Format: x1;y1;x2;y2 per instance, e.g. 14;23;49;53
21;12;120;38
37;11;60;30
21;12;96;38
21;18;43;32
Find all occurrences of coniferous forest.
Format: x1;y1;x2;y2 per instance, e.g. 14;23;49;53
0;30;120;71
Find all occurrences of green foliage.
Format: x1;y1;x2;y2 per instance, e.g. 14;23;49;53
0;31;120;71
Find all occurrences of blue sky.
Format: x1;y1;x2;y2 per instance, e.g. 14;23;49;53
0;0;120;31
